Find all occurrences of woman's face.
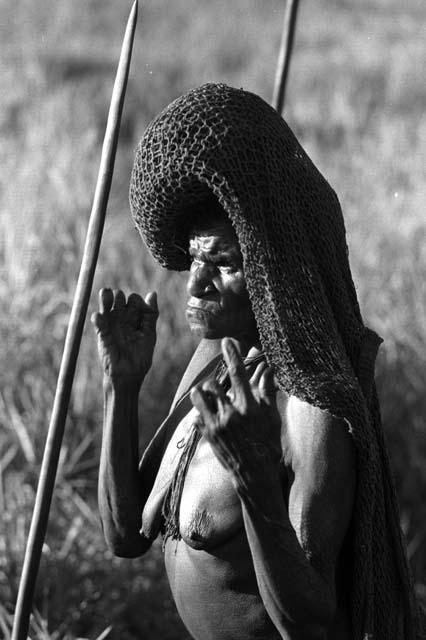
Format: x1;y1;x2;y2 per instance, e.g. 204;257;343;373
186;220;258;344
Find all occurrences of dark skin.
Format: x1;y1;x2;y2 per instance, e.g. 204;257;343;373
92;220;357;640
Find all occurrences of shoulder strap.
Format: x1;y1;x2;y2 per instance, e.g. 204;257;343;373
170;338;222;411
139;339;222;473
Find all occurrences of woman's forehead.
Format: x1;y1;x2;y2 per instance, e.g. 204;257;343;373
189;222;241;256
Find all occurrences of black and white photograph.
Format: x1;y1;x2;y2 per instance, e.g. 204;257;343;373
1;1;425;638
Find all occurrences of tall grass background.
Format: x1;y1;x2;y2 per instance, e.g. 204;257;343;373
0;0;425;637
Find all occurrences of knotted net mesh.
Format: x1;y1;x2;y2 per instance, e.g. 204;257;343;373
129;83;424;639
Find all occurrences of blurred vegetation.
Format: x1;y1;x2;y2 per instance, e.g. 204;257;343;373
1;0;425;637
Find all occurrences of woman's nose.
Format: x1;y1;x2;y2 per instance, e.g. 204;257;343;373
187;263;216;297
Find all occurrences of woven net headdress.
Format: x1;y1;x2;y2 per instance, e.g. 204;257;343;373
130;83;422;639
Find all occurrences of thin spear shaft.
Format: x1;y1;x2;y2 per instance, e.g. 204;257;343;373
272;0;300;114
11;3;138;638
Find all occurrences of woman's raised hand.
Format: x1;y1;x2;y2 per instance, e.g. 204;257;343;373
91;288;158;390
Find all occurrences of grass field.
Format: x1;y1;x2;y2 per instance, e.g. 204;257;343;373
1;0;425;637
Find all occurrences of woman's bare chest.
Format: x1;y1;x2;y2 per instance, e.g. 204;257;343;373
178;426;243;549
142;408;243;549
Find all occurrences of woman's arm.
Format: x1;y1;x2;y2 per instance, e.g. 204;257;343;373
92;287;159;557
191;337;356;639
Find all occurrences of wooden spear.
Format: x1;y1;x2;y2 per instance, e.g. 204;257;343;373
11;3;138;638
272;0;300;114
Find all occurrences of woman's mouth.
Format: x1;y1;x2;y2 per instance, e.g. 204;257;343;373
186;297;221;315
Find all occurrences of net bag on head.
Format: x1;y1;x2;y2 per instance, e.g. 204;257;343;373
129;82;423;639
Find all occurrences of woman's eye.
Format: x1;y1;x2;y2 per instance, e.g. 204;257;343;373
217;263;233;273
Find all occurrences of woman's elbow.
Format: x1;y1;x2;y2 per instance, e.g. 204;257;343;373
101;522;152;558
108;534;152;558
269;591;335;640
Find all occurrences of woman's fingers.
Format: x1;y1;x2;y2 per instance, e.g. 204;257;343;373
144;291;158;315
141;291;159;334
127;291;158;317
97;289;158;329
190;380;229;427
259;367;277;406
221;338;252;410
127;292;144;310
190;386;214;424
99;288;114;313
127;292;145;326
202;378;226;403
249;361;267;389
112;289;126;310
90;311;108;334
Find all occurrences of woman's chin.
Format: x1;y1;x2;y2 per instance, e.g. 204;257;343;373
187;319;222;340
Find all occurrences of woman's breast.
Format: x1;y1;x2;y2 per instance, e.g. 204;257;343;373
141;407;244;548
178;431;244;550
164;533;281;640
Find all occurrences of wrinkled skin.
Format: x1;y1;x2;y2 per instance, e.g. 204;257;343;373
92;288;158;390
185;220;258;344
93;219;356;640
